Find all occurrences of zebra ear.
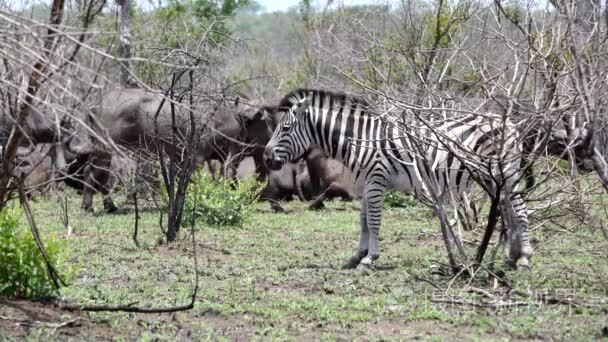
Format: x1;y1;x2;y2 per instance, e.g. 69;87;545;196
304;91;313;106
294;92;313;117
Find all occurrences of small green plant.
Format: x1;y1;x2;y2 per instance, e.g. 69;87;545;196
384;191;417;208
0;207;68;299
183;170;265;228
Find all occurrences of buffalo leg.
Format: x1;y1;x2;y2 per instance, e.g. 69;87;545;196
82;151;117;213
252;149;268;182
259;183;287;213
207;160;219;180
81;163;95;212
309;195;326;210
223;152;237;180
102;190;117;213
96;152;117;213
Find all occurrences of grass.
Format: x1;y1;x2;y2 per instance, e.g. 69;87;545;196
1;188;607;340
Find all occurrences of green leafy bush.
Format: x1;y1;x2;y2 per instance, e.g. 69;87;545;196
384;191;417;208
183;170;265;228
0;207;68;299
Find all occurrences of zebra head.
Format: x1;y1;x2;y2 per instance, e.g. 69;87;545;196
264;91;314;171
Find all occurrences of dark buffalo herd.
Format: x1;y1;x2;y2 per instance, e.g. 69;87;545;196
1;87;358;212
1;87;597;214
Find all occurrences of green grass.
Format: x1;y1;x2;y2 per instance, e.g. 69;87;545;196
1;189;607;340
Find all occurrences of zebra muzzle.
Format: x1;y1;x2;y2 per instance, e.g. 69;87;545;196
263;147;284;170
267;158;284;171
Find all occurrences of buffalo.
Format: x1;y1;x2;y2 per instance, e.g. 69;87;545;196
12;145;55;197
300;147;359;209
66;88;271;212
249;105;359;211
236;148;358;211
237;156;313;210
62;151;154;201
1;103;71;172
1;103;72;196
65;88;361;213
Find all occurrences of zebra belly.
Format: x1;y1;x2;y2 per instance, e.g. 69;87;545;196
385;162;470;203
350;176;366;197
387;172;418;195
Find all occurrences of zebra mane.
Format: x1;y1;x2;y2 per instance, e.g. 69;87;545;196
278;88;370;111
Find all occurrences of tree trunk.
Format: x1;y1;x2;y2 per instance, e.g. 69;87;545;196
117;0;136;87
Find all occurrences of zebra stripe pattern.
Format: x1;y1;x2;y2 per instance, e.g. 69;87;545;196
264;89;532;269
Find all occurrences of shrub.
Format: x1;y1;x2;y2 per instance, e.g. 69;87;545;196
0;207;67;299
183;170;265;228
384;191;417;208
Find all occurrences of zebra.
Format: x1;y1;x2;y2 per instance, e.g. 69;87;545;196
263;88;533;270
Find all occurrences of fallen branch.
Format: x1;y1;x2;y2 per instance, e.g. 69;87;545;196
0;315;81;329
58;301;194;313
431;297;530;308
433;287;608;310
510;289;608;307
468;286;498;300
405;270;443;290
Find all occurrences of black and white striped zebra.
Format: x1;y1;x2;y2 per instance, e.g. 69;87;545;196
263;89;533;269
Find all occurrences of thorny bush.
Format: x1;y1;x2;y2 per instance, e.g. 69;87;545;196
384;191;418;208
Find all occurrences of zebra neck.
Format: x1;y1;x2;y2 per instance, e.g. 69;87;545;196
310;106;357;163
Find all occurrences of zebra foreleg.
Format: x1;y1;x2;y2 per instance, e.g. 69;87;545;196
357;186;386;270
342;198;369;269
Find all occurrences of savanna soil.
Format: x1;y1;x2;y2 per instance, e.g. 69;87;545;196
1;191;607;341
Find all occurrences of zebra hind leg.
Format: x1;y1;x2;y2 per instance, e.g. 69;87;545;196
501;192;533;270
458;192;479;231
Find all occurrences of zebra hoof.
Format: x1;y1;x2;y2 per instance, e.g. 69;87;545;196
516;257;532;271
342;258;360;270
356;262;374;273
342;250;368;269
355;256;376;273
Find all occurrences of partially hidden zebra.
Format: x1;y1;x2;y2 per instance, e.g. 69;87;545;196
263;89;533;270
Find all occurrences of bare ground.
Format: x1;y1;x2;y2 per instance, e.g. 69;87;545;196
1;194;607;340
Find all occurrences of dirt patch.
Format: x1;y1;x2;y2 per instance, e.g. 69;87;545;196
193;311;256;339
0;299;114;340
365;319;489;340
0;299;260;340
